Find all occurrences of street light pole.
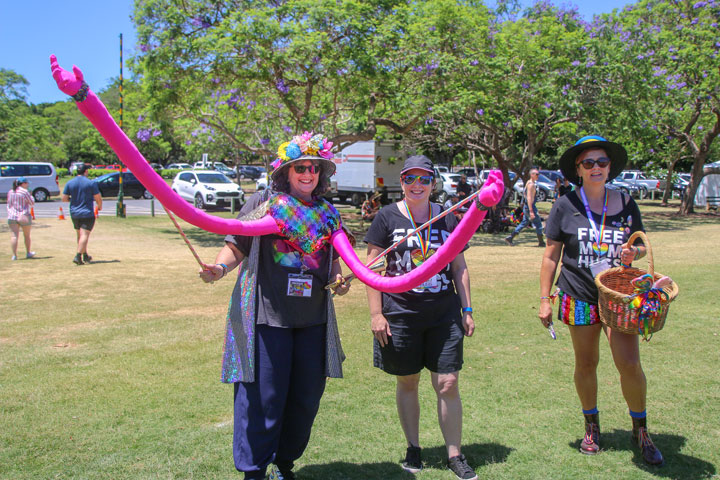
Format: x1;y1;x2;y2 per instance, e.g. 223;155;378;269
116;33;126;217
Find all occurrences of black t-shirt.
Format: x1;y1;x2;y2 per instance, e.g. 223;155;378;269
225;192;330;328
545;190;644;303
363;202;466;316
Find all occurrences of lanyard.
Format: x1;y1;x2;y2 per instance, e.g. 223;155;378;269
403;200;432;260
579;187;608;248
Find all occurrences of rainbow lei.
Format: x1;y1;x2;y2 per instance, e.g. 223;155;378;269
268;193;341;254
623;273;670;341
271;131;334;170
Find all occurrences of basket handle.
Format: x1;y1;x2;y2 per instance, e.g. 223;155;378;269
625;231;653;276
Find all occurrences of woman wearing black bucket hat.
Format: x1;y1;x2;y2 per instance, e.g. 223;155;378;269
537;136;664;466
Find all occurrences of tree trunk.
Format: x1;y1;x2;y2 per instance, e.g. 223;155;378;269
679;153;710;215
661;160;677;205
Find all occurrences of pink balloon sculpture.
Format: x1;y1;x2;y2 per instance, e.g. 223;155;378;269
50;55;503;292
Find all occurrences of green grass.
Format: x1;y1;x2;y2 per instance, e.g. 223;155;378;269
1;205;718;479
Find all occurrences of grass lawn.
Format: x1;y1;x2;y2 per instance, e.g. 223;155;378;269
1;201;718;479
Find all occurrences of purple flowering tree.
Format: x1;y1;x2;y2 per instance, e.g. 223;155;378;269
132;0;442;159
593;0;720;213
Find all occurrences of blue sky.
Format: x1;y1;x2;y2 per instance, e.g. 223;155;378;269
2;0;630;105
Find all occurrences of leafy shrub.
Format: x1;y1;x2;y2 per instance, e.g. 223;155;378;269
86;169;114;179
56;168;69;177
161;168;182;179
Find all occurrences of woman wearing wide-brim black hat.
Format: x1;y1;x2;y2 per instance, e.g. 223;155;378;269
538;136;664;466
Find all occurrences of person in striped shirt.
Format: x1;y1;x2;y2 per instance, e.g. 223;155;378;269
6;177;35;260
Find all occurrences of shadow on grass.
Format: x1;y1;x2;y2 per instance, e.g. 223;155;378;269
568;429;715;479
157;227;228;248
298;442;513;479
84;259;121;265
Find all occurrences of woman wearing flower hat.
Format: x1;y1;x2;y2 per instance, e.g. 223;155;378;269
364;155;478;480
538;136;663;466
199;132;350;480
6;177;36;260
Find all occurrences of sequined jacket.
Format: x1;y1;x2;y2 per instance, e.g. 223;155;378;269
220;198;345;383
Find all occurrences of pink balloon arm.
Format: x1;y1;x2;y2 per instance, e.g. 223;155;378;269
331;172;505;293
51;56;278;236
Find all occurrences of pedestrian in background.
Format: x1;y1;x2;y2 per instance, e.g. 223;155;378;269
505;168;545;247
62;164;102;265
6;177;35;260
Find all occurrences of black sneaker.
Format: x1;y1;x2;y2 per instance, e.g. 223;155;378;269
73;254;84;265
401;446;422;474
82;253;92;263
447;454;477;480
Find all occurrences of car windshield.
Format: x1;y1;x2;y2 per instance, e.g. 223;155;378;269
537;173;552;184
197;173;232;184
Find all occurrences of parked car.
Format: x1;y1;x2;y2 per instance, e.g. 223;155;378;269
513;172;554;202
94;172;154;199
255;172;268;192
455;168;482;187
238;165;264;180
171;170;244;209
431;167;445;202
212;162;237;179
673;173;691;195
436;166;450;174
619;170;661;199
149;163;163;173
440;173;461;197
607;177;642;197
0;161;60;202
166;163;193;170
539;169;564;183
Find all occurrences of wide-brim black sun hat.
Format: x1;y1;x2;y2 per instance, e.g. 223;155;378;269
559;135;627;185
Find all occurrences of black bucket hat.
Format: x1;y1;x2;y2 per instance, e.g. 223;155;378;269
559;135;627;185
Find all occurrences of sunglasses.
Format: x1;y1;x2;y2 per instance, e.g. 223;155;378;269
577;157;611;170
402;174;434;186
293;164;320;174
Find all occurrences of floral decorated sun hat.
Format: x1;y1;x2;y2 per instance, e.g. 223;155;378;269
270;131;337;180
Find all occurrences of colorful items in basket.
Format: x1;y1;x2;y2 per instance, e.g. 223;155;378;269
622;274;672;341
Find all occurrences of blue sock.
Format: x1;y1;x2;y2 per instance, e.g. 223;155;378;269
582;407;599;415
629;409;646;419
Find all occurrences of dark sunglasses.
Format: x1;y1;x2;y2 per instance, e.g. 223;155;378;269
293;164;320;174
577;157;611;170
402;174;434;186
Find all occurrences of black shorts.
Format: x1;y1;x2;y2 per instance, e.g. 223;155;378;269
374;304;464;376
72;216;95;231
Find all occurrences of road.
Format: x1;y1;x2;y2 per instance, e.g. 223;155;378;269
0;198;175;219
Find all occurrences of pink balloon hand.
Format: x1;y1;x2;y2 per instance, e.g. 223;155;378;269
477;170;505;208
49;54;85;96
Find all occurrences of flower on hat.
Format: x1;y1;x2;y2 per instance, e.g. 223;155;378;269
272;131;334;171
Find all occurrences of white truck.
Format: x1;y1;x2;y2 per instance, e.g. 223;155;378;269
333;141;408;206
619;171;663;199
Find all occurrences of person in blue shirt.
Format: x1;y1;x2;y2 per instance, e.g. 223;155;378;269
62;164;101;265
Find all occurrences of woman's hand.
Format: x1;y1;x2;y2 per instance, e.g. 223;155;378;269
371;313;392;347
538;300;553;328
49;55;84;96
199;263;224;283
331;273;350;296
620;242;638;266
462;312;475;337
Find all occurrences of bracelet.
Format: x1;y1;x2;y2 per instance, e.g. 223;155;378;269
219;263;228;278
540;296;551;300
462;307;473;313
72;81;90;102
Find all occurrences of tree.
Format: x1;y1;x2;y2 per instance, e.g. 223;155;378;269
594;0;720;214
132;0;433;156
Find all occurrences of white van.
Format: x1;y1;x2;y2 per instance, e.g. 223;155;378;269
0;162;60;202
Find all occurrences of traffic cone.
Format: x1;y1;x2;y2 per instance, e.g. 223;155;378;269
31;208;35;220
94;206;98;218
58;207;66;220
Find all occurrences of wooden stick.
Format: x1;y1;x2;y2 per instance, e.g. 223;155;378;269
166;209;207;268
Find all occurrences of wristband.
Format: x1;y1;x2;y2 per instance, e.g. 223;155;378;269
462;307;473;313
540;296;550;300
219;263;228;277
72;82;90;102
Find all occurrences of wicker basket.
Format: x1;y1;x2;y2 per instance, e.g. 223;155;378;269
594;231;679;336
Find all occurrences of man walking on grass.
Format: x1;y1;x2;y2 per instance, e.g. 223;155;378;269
62;163;101;265
505;168;545;247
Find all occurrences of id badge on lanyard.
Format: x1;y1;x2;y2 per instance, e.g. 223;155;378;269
287;273;313;297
